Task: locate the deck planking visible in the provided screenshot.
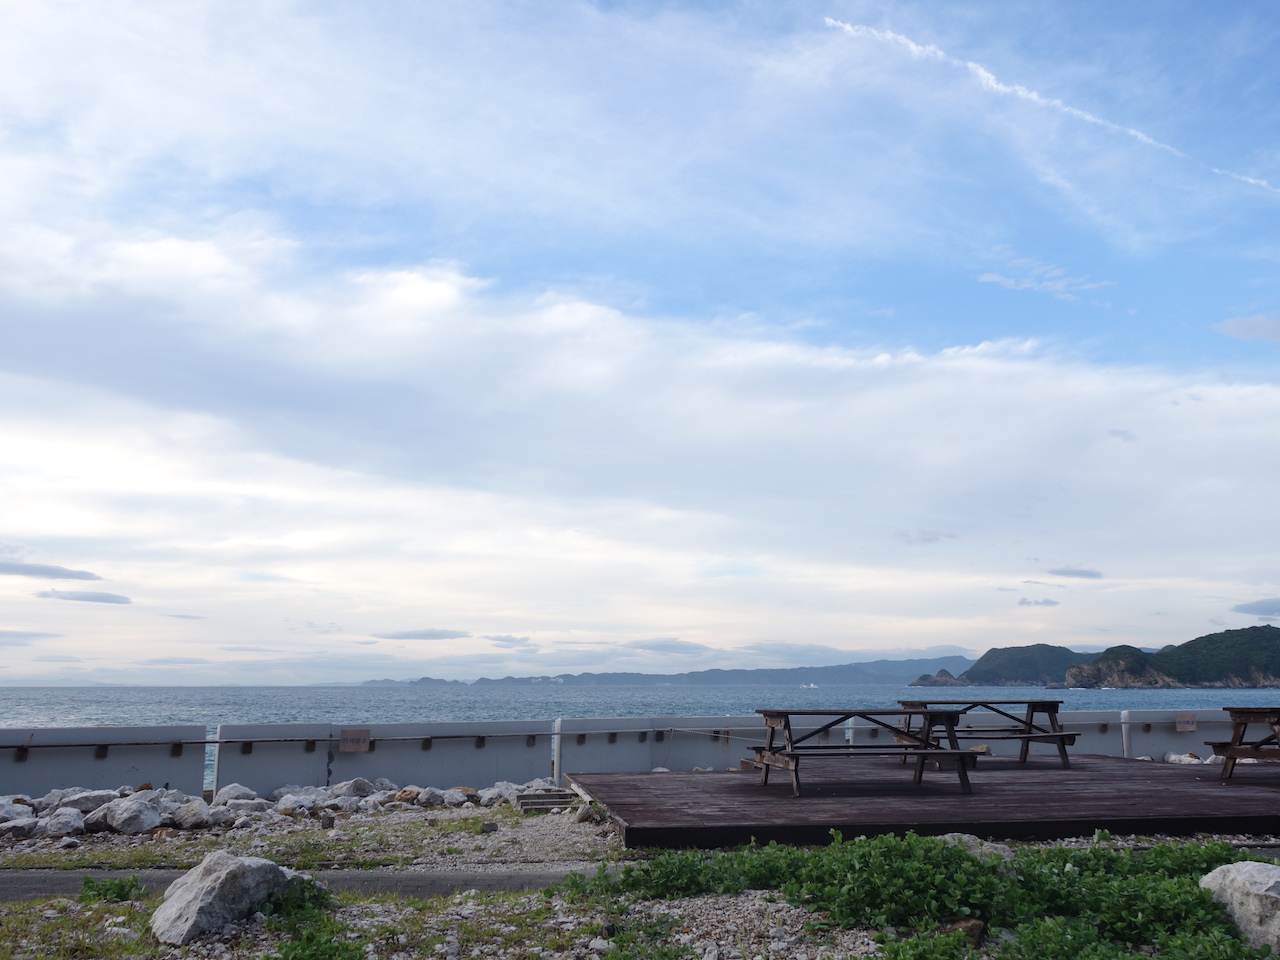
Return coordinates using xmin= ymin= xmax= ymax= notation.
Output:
xmin=566 ymin=754 xmax=1280 ymax=848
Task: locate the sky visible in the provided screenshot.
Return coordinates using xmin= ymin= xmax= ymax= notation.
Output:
xmin=1 ymin=1 xmax=1278 ymax=686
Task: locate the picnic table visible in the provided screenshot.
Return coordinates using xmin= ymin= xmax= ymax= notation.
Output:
xmin=752 ymin=708 xmax=976 ymax=797
xmin=896 ymin=699 xmax=1077 ymax=769
xmin=1206 ymin=707 xmax=1280 ymax=780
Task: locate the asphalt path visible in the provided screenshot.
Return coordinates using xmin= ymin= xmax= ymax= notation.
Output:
xmin=0 ymin=866 xmax=601 ymax=901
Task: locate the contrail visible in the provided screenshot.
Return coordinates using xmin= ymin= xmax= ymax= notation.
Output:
xmin=825 ymin=18 xmax=1279 ymax=197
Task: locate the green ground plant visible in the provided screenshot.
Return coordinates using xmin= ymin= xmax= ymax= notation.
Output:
xmin=79 ymin=875 xmax=146 ymax=903
xmin=561 ymin=832 xmax=1267 ymax=958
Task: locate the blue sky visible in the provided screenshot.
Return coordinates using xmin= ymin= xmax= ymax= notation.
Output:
xmin=1 ymin=1 xmax=1278 ymax=685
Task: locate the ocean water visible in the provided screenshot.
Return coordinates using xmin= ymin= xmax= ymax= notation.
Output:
xmin=4 ymin=683 xmax=1280 ymax=734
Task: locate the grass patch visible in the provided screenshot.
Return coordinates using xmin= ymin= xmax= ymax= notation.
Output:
xmin=559 ymin=832 xmax=1275 ymax=958
xmin=0 ymin=804 xmax=528 ymax=871
xmin=0 ymin=896 xmax=158 ymax=959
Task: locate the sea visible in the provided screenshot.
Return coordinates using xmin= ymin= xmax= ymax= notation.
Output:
xmin=4 ymin=683 xmax=1279 ymax=733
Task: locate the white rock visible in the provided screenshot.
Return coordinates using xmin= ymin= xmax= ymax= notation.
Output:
xmin=417 ymin=787 xmax=446 ymax=807
xmin=330 ymin=778 xmax=376 ymax=798
xmin=275 ymin=794 xmax=317 ymax=815
xmin=1164 ymin=752 xmax=1203 ymax=764
xmin=37 ymin=807 xmax=86 ymax=837
xmin=0 ymin=799 xmax=23 ymax=823
xmin=940 ymin=832 xmax=1014 ymax=862
xmin=102 ymin=796 xmax=162 ymax=835
xmin=225 ymin=799 xmax=272 ymax=815
xmin=34 ymin=788 xmax=77 ymax=814
xmin=149 ymin=850 xmax=296 ymax=945
xmin=1201 ymin=861 xmax=1280 ymax=951
xmin=212 ymin=783 xmax=257 ymax=806
xmin=322 ymin=797 xmax=362 ymax=813
xmin=0 ymin=817 xmax=39 ymax=839
xmin=172 ymin=799 xmax=213 ymax=830
xmin=58 ymin=789 xmax=120 ymax=813
xmin=372 ymin=777 xmax=399 ymax=792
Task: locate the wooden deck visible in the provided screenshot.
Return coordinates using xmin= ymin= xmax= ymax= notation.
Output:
xmin=566 ymin=754 xmax=1280 ymax=848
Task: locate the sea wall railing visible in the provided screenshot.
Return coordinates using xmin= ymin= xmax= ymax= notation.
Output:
xmin=0 ymin=710 xmax=1243 ymax=798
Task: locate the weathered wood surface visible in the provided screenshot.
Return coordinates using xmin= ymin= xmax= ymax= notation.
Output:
xmin=567 ymin=753 xmax=1280 ymax=848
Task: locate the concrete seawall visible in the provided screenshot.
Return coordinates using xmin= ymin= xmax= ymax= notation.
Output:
xmin=0 ymin=709 xmax=1236 ymax=797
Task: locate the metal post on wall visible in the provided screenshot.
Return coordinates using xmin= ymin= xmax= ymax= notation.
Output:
xmin=1120 ymin=710 xmax=1132 ymax=759
xmin=551 ymin=717 xmax=563 ymax=785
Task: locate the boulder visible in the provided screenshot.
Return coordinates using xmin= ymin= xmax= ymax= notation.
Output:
xmin=416 ymin=787 xmax=446 ymax=807
xmin=372 ymin=778 xmax=399 ymax=792
xmin=172 ymin=799 xmax=213 ymax=831
xmin=0 ymin=817 xmax=39 ymax=839
xmin=394 ymin=787 xmax=422 ymax=804
xmin=212 ymin=784 xmax=257 ymax=806
xmin=37 ymin=807 xmax=86 ymax=837
xmin=479 ymin=782 xmax=522 ymax=807
xmin=149 ymin=850 xmax=296 ymax=945
xmin=58 ymin=789 xmax=120 ymax=813
xmin=268 ymin=784 xmax=326 ymax=802
xmin=83 ymin=805 xmax=114 ymax=833
xmin=102 ymin=796 xmax=162 ymax=835
xmin=940 ymin=833 xmax=1014 ymax=862
xmin=0 ymin=799 xmax=24 ymax=823
xmin=275 ymin=794 xmax=318 ymax=816
xmin=1201 ymin=861 xmax=1280 ymax=951
xmin=225 ymin=799 xmax=272 ymax=815
xmin=34 ymin=788 xmax=77 ymax=814
xmin=321 ymin=797 xmax=361 ymax=814
xmin=440 ymin=788 xmax=471 ymax=807
xmin=330 ymin=778 xmax=376 ymax=798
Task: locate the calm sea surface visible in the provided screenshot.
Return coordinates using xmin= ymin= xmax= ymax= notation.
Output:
xmin=4 ymin=684 xmax=1280 ymax=734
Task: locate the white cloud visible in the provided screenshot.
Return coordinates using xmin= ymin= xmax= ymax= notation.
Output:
xmin=1215 ymin=314 xmax=1280 ymax=343
xmin=1 ymin=251 xmax=1279 ymax=680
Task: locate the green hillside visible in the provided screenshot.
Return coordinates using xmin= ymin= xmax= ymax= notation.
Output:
xmin=1067 ymin=625 xmax=1280 ymax=688
xmin=1149 ymin=625 xmax=1280 ymax=684
xmin=962 ymin=643 xmax=1096 ymax=685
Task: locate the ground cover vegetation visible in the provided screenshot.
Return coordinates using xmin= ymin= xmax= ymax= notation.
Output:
xmin=558 ymin=832 xmax=1272 ymax=959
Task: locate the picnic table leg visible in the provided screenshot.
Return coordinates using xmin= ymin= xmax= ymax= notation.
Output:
xmin=1019 ymin=703 xmax=1033 ymax=763
xmin=1048 ymin=705 xmax=1071 ymax=769
xmin=1221 ymin=720 xmax=1245 ymax=781
xmin=790 ymin=757 xmax=802 ymax=797
xmin=955 ymin=755 xmax=972 ymax=794
xmin=759 ymin=725 xmax=774 ymax=786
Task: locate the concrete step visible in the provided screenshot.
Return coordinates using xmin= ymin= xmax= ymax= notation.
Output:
xmin=515 ymin=791 xmax=579 ymax=813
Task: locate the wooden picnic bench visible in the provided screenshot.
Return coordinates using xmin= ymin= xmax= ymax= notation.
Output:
xmin=1206 ymin=707 xmax=1280 ymax=780
xmin=897 ymin=699 xmax=1078 ymax=769
xmin=752 ymin=708 xmax=977 ymax=796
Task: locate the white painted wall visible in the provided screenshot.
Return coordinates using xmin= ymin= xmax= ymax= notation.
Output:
xmin=0 ymin=725 xmax=206 ymax=797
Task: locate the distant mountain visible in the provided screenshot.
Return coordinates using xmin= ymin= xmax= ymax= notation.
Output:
xmin=910 ymin=644 xmax=1096 ymax=686
xmin=387 ymin=655 xmax=977 ymax=688
xmin=1067 ymin=626 xmax=1280 ymax=688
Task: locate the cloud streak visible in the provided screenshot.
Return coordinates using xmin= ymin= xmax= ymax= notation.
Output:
xmin=0 ymin=560 xmax=102 ymax=580
xmin=824 ymin=18 xmax=1280 ymax=197
xmin=34 ymin=590 xmax=132 ymax=604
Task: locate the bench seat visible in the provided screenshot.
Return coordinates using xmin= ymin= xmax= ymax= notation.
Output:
xmin=752 ymin=745 xmax=976 ymax=796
